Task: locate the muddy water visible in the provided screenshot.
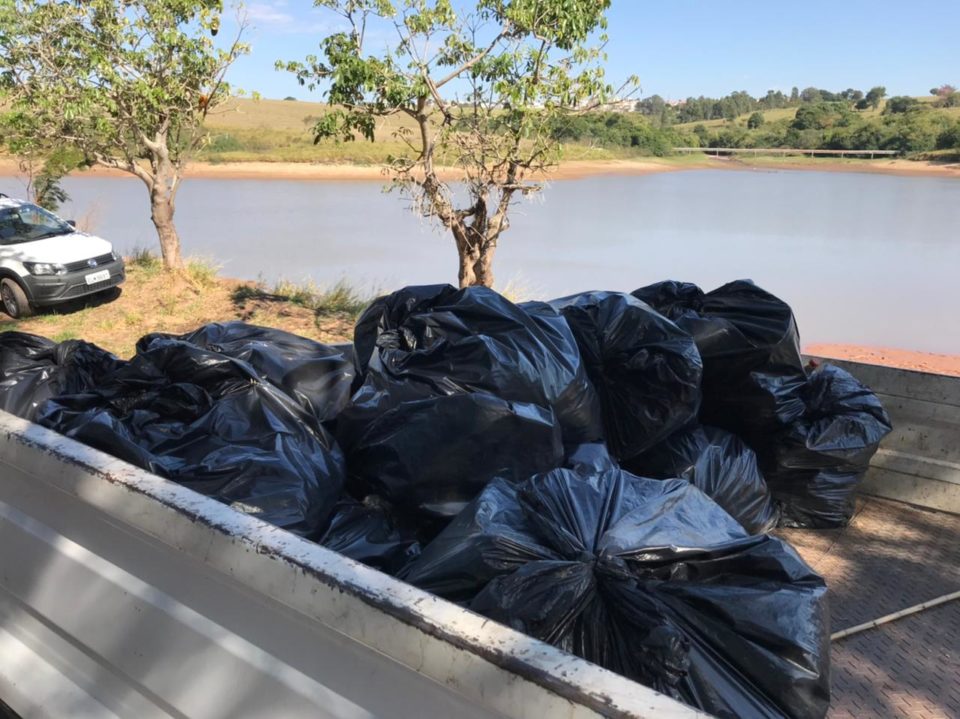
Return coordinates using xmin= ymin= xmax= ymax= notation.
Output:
xmin=2 ymin=168 xmax=958 ymax=353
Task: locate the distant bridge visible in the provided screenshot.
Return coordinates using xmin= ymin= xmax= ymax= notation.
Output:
xmin=675 ymin=147 xmax=899 ymax=159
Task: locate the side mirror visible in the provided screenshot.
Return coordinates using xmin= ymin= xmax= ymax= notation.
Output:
xmin=67 ymin=219 xmax=76 ymax=228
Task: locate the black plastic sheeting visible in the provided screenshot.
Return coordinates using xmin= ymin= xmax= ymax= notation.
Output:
xmin=38 ymin=338 xmax=346 ymax=537
xmin=767 ymin=363 xmax=893 ymax=528
xmin=139 ymin=321 xmax=354 ymax=425
xmin=0 ymin=332 xmax=124 ymax=422
xmin=633 ymin=279 xmax=807 ymax=441
xmin=317 ymin=498 xmax=421 ymax=575
xmin=402 ymin=468 xmax=830 ymax=719
xmin=547 ymin=291 xmax=703 ymax=460
xmin=626 ymin=425 xmax=779 ymax=534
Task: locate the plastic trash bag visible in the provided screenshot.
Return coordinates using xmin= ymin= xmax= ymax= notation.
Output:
xmin=633 ymin=279 xmax=807 ymax=439
xmin=351 ymin=284 xmax=603 ymax=445
xmin=767 ymin=363 xmax=893 ymax=528
xmin=0 ymin=332 xmax=123 ymax=421
xmin=564 ymin=442 xmax=618 ymax=474
xmin=38 ymin=338 xmax=345 ymax=537
xmin=317 ymin=498 xmax=421 ymax=575
xmin=547 ymin=291 xmax=703 ymax=459
xmin=625 ymin=425 xmax=779 ymax=534
xmin=139 ymin=321 xmax=354 ymax=425
xmin=402 ymin=468 xmax=829 ymax=719
xmin=339 ymin=390 xmax=563 ymax=519
xmin=337 ymin=284 xmax=594 ymax=520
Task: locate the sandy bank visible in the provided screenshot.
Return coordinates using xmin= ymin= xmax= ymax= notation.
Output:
xmin=805 ymin=343 xmax=960 ymax=377
xmin=1 ymin=156 xmax=957 ymax=183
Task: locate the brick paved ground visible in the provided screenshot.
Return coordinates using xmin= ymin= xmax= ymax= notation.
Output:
xmin=780 ymin=498 xmax=960 ymax=719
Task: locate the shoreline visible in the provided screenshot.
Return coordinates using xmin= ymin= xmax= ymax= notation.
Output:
xmin=1 ymin=156 xmax=958 ymax=183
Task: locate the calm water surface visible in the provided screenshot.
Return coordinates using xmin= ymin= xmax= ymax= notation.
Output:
xmin=2 ymin=169 xmax=958 ymax=353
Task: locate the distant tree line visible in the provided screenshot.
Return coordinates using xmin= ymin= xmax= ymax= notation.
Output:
xmin=559 ymin=84 xmax=960 ymax=156
xmin=634 ymin=86 xmax=894 ymax=127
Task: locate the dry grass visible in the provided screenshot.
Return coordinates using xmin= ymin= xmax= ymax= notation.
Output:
xmin=0 ymin=253 xmax=358 ymax=358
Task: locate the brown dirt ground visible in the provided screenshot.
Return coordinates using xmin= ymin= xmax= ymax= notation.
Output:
xmin=0 ymin=263 xmax=354 ymax=358
xmin=2 ymin=156 xmax=957 ymax=182
xmin=804 ymin=343 xmax=960 ymax=377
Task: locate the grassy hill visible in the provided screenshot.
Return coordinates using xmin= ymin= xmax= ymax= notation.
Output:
xmin=200 ymin=97 xmax=622 ymax=163
xmin=675 ymin=97 xmax=960 ymax=132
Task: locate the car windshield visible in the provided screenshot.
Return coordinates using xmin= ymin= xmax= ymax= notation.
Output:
xmin=0 ymin=203 xmax=74 ymax=245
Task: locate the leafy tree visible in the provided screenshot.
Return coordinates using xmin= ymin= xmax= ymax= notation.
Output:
xmin=790 ymin=86 xmax=800 ymax=104
xmin=791 ymin=102 xmax=852 ymax=131
xmin=936 ymin=92 xmax=960 ymax=108
xmin=860 ymin=86 xmax=886 ymax=110
xmin=800 ymin=87 xmax=822 ymax=103
xmin=747 ymin=112 xmax=765 ymax=129
xmin=937 ymin=121 xmax=960 ymax=150
xmin=692 ymin=124 xmax=710 ymax=147
xmin=0 ymin=0 xmax=249 ymax=270
xmin=282 ymin=0 xmax=631 ymax=287
xmin=931 ymin=84 xmax=957 ymax=97
xmin=883 ymin=96 xmax=921 ymax=114
xmin=21 ymin=149 xmax=84 ymax=213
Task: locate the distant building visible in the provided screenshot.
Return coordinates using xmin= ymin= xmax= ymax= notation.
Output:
xmin=606 ymin=99 xmax=637 ymax=113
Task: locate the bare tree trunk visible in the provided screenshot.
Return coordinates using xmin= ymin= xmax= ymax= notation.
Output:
xmin=473 ymin=242 xmax=496 ymax=288
xmin=150 ymin=189 xmax=182 ymax=270
xmin=149 ymin=160 xmax=183 ymax=270
xmin=454 ymin=225 xmax=481 ymax=287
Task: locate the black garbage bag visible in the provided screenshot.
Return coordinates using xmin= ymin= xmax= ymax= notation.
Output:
xmin=625 ymin=425 xmax=779 ymax=534
xmin=767 ymin=363 xmax=893 ymax=528
xmin=317 ymin=497 xmax=421 ymax=575
xmin=633 ymin=279 xmax=807 ymax=440
xmin=340 ymin=389 xmax=563 ymax=519
xmin=138 ymin=321 xmax=354 ymax=425
xmin=38 ymin=339 xmax=345 ymax=536
xmin=547 ymin=291 xmax=703 ymax=460
xmin=564 ymin=441 xmax=618 ymax=474
xmin=351 ymin=284 xmax=603 ymax=445
xmin=402 ymin=468 xmax=829 ymax=719
xmin=0 ymin=332 xmax=124 ymax=421
xmin=337 ymin=284 xmax=593 ymax=520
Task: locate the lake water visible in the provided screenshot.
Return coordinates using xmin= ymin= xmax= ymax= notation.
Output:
xmin=2 ymin=168 xmax=958 ymax=354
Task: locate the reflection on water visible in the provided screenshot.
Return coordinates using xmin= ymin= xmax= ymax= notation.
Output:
xmin=1 ymin=168 xmax=958 ymax=353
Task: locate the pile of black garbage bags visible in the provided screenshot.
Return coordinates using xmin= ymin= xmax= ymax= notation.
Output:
xmin=0 ymin=279 xmax=896 ymax=718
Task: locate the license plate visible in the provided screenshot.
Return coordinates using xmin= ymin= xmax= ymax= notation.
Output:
xmin=85 ymin=269 xmax=110 ymax=285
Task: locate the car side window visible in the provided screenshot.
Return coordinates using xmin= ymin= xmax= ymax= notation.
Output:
xmin=0 ymin=211 xmax=20 ymax=242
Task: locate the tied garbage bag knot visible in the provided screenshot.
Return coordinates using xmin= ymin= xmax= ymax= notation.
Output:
xmin=403 ymin=467 xmax=830 ymax=719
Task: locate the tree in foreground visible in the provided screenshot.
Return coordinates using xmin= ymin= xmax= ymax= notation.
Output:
xmin=0 ymin=0 xmax=248 ymax=269
xmin=282 ymin=0 xmax=631 ymax=288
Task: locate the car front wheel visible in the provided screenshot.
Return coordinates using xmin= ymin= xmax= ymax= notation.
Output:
xmin=1 ymin=278 xmax=34 ymax=319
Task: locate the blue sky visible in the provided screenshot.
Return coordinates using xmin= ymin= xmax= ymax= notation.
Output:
xmin=223 ymin=0 xmax=960 ymax=101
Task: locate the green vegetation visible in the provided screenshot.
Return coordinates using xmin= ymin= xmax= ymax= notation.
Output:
xmin=0 ymin=0 xmax=250 ymax=269
xmin=233 ymin=277 xmax=373 ymax=320
xmin=281 ymin=0 xmax=633 ymax=288
xmin=195 ymin=89 xmax=960 ymax=169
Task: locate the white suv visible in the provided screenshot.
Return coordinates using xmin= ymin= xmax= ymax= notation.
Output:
xmin=0 ymin=194 xmax=125 ymax=319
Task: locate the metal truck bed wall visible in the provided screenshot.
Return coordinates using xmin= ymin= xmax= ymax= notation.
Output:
xmin=807 ymin=357 xmax=960 ymax=514
xmin=0 ymin=412 xmax=701 ymax=719
xmin=1 ymin=357 xmax=955 ymax=719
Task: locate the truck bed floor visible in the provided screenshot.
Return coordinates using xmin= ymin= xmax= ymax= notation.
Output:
xmin=780 ymin=497 xmax=960 ymax=718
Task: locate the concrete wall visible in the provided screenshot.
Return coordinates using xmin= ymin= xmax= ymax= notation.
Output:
xmin=808 ymin=357 xmax=960 ymax=515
